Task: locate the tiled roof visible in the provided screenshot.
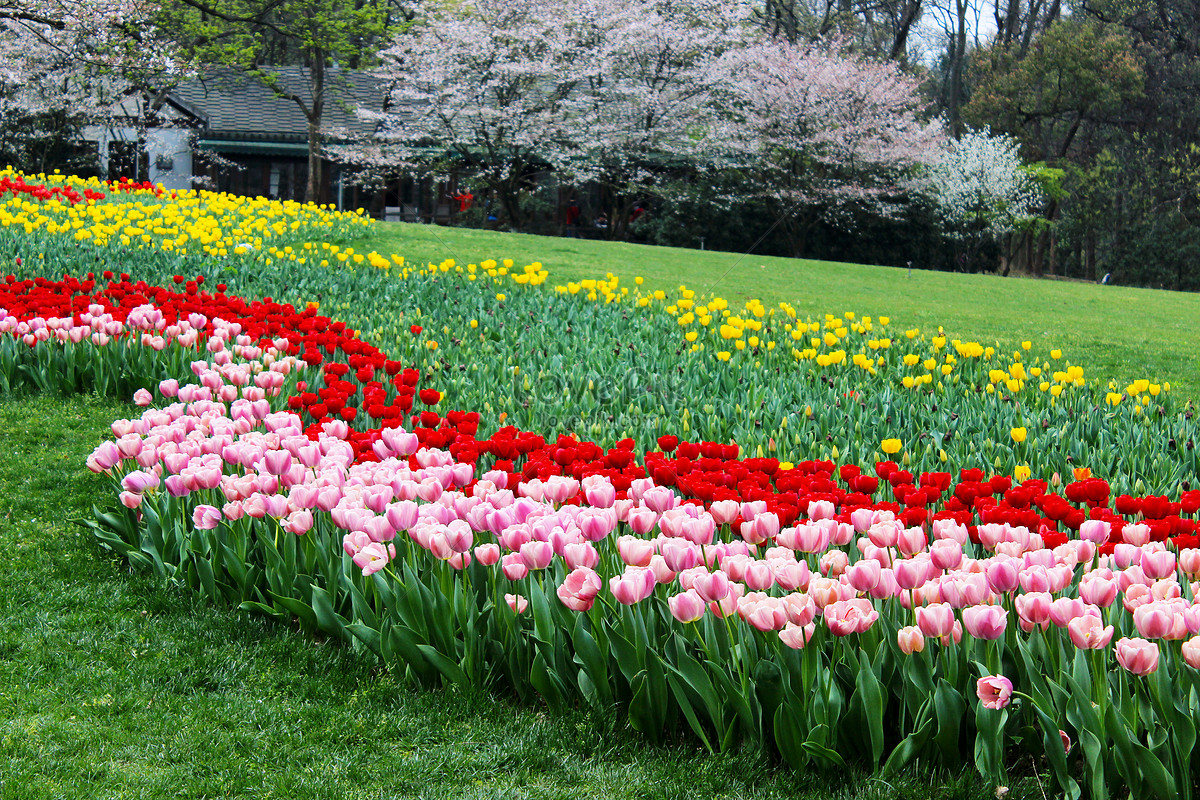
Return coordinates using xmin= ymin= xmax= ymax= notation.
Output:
xmin=170 ymin=67 xmax=385 ymax=142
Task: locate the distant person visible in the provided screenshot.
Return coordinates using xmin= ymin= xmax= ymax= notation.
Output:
xmin=565 ymin=199 xmax=581 ymax=237
xmin=452 ymin=189 xmax=474 ymax=213
xmin=594 ymin=212 xmax=608 ymax=230
xmin=630 ymin=202 xmax=646 ymax=223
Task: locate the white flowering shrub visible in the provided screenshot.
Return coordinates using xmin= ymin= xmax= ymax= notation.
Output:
xmin=928 ymin=129 xmax=1044 ymax=239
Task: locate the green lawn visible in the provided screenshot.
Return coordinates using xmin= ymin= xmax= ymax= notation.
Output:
xmin=0 ymin=394 xmax=1041 ymax=799
xmin=364 ymin=223 xmax=1200 ymax=401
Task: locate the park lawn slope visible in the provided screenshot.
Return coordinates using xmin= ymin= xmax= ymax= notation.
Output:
xmin=365 ymin=223 xmax=1200 ymax=401
xmin=0 ymin=394 xmax=1039 ymax=800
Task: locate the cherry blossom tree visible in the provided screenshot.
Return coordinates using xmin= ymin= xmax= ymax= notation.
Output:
xmin=366 ymin=0 xmax=758 ymax=232
xmin=728 ymin=38 xmax=947 ymax=256
xmin=1 ymin=1 xmax=181 ymax=172
xmin=367 ymin=0 xmax=598 ymax=230
xmin=566 ymin=0 xmax=757 ymax=239
xmin=367 ymin=2 xmax=946 ymax=242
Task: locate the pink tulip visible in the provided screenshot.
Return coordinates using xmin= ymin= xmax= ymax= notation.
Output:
xmin=782 ymin=593 xmax=816 ymax=626
xmin=1182 ymin=636 xmax=1200 ymax=670
xmin=282 ymin=509 xmax=314 ymax=535
xmin=1142 ymin=550 xmax=1177 ymax=580
xmin=930 ymin=538 xmax=963 ymax=571
xmin=976 ymin=675 xmax=1013 ymax=710
xmin=648 ymin=554 xmax=676 ymax=584
xmin=667 ymin=589 xmax=706 ymax=623
xmin=867 ymin=567 xmax=899 ymax=600
xmin=867 ymin=520 xmax=899 ymax=548
xmin=771 ymin=559 xmax=810 ymax=591
xmin=1178 ymin=549 xmax=1200 ymax=577
xmin=583 ymin=480 xmax=616 ymax=508
xmin=559 ymin=541 xmax=598 ymax=570
xmin=1078 ymin=519 xmax=1110 ymax=545
xmin=660 ymin=539 xmax=699 ymax=572
xmin=222 ymin=500 xmax=245 ymax=521
xmin=824 ymin=598 xmax=880 ymax=636
xmin=519 ymin=540 xmax=554 ymax=571
xmin=501 ymin=553 xmax=529 ymax=581
xmin=915 ymin=602 xmax=956 ymax=639
xmin=1014 ymin=592 xmax=1052 ymax=629
xmin=962 ymin=604 xmax=1007 ymax=640
xmin=807 ymin=576 xmax=845 ymax=609
xmin=819 ymin=550 xmax=849 ymax=578
xmin=681 ymin=515 xmax=716 ymax=546
xmin=354 ymin=542 xmax=392 ymax=576
xmin=474 ymin=543 xmax=501 ymax=566
xmin=641 ymin=485 xmax=676 ymax=513
xmin=439 ymin=520 xmax=470 ymax=553
xmin=87 ymin=441 xmax=122 ymax=473
xmin=693 ymin=570 xmax=730 ymax=603
xmin=985 ymin=557 xmax=1020 ymax=594
xmin=1133 ymin=603 xmax=1174 ymax=639
xmin=807 ymin=499 xmax=835 ymax=521
xmin=1123 ymin=524 xmax=1151 ymax=546
xmin=894 ymin=557 xmax=929 ymax=591
xmin=1080 ymin=575 xmax=1123 ymax=606
xmin=505 ymin=593 xmax=529 ymax=614
xmin=896 ymin=525 xmax=927 ymax=556
xmin=121 ymin=470 xmax=159 ymax=493
xmin=1049 ymin=597 xmax=1095 ymax=628
xmin=627 ymin=507 xmax=658 ymax=536
xmin=557 ymin=567 xmax=602 ymax=612
xmin=708 ymin=583 xmax=744 ymax=618
xmin=709 ymin=499 xmax=740 ymax=525
xmin=848 ymin=508 xmax=874 ymax=533
xmin=364 ymin=516 xmax=395 ymax=543
xmin=192 ymin=505 xmax=222 ymax=530
xmin=609 ymin=567 xmax=656 ymax=605
xmin=932 ymin=518 xmax=969 ymax=544
xmin=897 ymin=625 xmax=926 ymax=654
xmin=579 ymin=507 xmax=617 ymax=542
xmin=846 ymin=559 xmax=881 ymax=593
xmin=778 ymin=622 xmax=816 ymax=649
xmin=753 ymin=512 xmax=781 ymax=543
xmin=1114 ymin=636 xmax=1160 ymax=676
xmin=1151 ymin=578 xmax=1182 ymax=602
xmin=1122 ymin=583 xmax=1154 ymax=613
xmin=617 ymin=535 xmax=655 ymax=567
xmin=746 ymin=598 xmax=788 ymax=632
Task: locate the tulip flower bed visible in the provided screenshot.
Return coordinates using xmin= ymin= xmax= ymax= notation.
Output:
xmin=5 ymin=173 xmax=1200 ymax=799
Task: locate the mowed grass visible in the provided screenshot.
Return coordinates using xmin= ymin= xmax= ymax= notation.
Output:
xmin=0 ymin=394 xmax=1044 ymax=799
xmin=364 ymin=223 xmax=1200 ymax=401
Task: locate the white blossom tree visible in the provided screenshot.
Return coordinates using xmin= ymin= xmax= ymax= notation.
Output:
xmin=0 ymin=1 xmax=182 ymax=172
xmin=366 ymin=2 xmax=948 ymax=242
xmin=366 ymin=0 xmax=759 ymax=232
xmin=727 ymin=38 xmax=947 ymax=256
xmin=926 ymin=127 xmax=1044 ymax=269
xmin=567 ymin=0 xmax=757 ymax=238
xmin=367 ymin=0 xmax=599 ymax=230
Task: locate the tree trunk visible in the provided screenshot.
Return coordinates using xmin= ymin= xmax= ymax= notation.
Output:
xmin=305 ymin=56 xmax=326 ymax=204
xmin=948 ymin=0 xmax=968 ymax=137
xmin=1084 ymin=230 xmax=1096 ymax=281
